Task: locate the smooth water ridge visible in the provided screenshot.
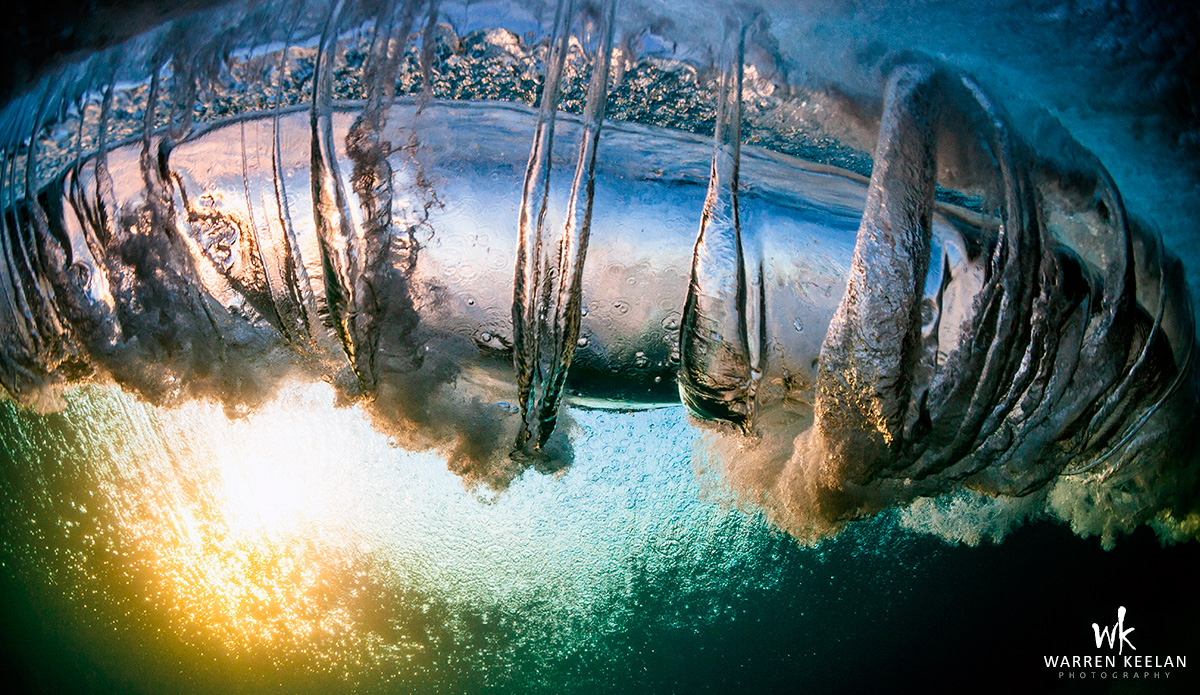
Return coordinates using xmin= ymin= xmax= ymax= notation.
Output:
xmin=2 ymin=0 xmax=1199 ymax=692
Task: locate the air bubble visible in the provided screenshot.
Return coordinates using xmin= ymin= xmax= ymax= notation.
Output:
xmin=69 ymin=262 xmax=91 ymax=288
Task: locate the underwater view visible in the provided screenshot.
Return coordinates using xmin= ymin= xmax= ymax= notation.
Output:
xmin=2 ymin=0 xmax=1199 ymax=692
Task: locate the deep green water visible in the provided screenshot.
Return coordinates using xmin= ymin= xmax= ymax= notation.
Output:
xmin=1 ymin=384 xmax=1197 ymax=694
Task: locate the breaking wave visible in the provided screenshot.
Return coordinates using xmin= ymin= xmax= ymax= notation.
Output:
xmin=2 ymin=0 xmax=1198 ymax=547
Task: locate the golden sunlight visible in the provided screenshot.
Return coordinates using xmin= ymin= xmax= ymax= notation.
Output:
xmin=92 ymin=383 xmax=394 ymax=663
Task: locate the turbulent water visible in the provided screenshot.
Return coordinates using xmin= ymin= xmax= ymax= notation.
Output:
xmin=2 ymin=0 xmax=1200 ymax=692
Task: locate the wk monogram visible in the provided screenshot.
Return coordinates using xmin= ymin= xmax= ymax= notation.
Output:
xmin=1092 ymin=606 xmax=1136 ymax=655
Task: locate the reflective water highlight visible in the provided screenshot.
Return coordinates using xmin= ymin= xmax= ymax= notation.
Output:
xmin=0 ymin=381 xmax=919 ymax=691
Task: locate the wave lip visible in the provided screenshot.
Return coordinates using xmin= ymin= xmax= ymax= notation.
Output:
xmin=1 ymin=0 xmax=1197 ymax=543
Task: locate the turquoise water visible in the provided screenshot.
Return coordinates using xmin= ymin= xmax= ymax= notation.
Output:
xmin=2 ymin=384 xmax=1198 ymax=693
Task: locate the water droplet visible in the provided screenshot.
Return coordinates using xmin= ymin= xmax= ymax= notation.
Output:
xmin=654 ymin=375 xmax=663 ymax=383
xmin=577 ymin=336 xmax=589 ymax=347
xmin=481 ymin=331 xmax=492 ymax=342
xmin=627 ymin=276 xmax=637 ymax=285
xmin=581 ymin=306 xmax=589 ymax=317
xmin=467 ymin=297 xmax=475 ymax=306
xmin=614 ymin=301 xmax=628 ymax=314
xmin=69 ymin=262 xmax=91 ymax=288
xmin=793 ymin=319 xmax=804 ymax=332
xmin=662 ymin=315 xmax=680 ymax=330
xmin=659 ymin=538 xmax=682 ymax=557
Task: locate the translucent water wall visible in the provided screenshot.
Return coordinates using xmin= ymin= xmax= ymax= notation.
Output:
xmin=1 ymin=0 xmax=1199 ymax=692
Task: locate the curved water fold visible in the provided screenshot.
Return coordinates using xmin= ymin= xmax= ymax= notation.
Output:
xmin=678 ymin=22 xmax=761 ymax=430
xmin=0 ymin=0 xmax=1196 ymax=544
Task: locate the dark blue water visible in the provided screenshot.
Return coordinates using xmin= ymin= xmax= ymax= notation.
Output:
xmin=1 ymin=388 xmax=1197 ymax=693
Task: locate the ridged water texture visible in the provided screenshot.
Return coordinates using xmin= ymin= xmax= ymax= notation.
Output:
xmin=1 ymin=0 xmax=1198 ymax=545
